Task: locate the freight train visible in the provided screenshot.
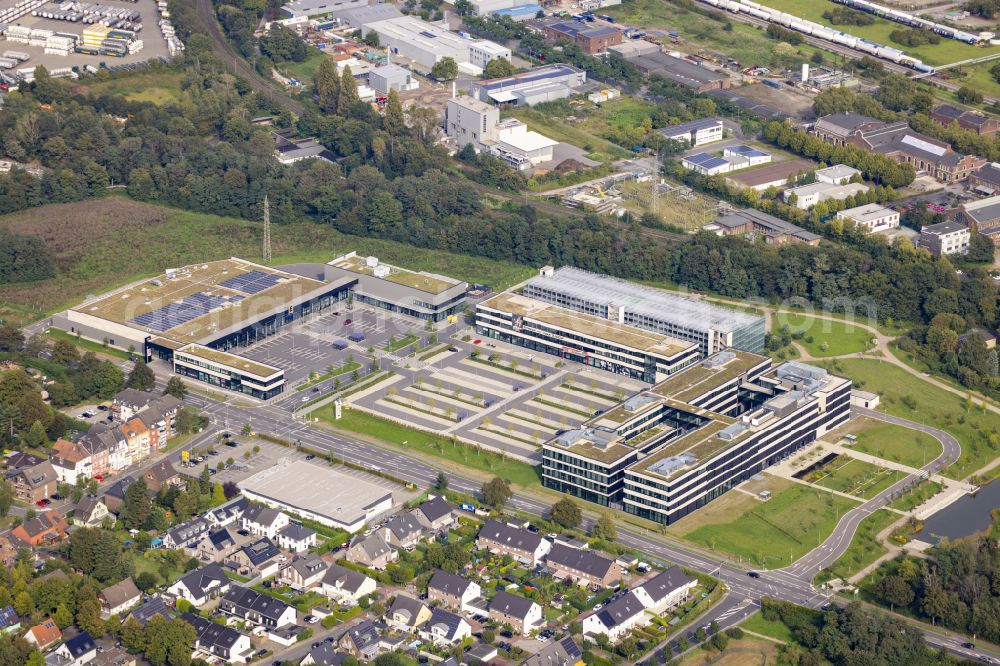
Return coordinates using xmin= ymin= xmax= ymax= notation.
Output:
xmin=698 ymin=0 xmax=938 ymax=73
xmin=831 ymin=0 xmax=978 ymax=45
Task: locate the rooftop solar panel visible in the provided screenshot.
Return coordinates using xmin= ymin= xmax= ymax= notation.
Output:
xmin=129 ymin=292 xmax=241 ymax=332
xmin=218 ymin=270 xmax=282 ymax=295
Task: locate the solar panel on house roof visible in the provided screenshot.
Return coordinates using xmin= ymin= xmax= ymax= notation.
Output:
xmin=129 ymin=292 xmax=242 ymax=332
xmin=218 ymin=269 xmax=282 ymax=295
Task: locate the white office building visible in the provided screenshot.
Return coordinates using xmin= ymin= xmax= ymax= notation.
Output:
xmin=469 ymin=40 xmax=512 ymax=70
xmin=445 ymin=95 xmax=557 ymax=169
xmin=836 ymin=203 xmax=899 ymax=233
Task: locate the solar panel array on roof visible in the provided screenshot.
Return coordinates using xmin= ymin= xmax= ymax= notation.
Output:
xmin=218 ymin=269 xmax=282 ymax=295
xmin=130 ymin=293 xmax=242 ymax=332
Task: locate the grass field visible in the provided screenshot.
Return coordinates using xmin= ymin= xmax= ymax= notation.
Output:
xmin=815 ymin=508 xmax=897 ymax=584
xmin=836 ymin=417 xmax=942 ymax=469
xmin=946 ymin=63 xmax=1000 ymax=104
xmin=771 ymin=312 xmax=876 ymax=358
xmin=682 ymin=484 xmax=859 ymax=566
xmin=739 ymin=613 xmax=795 ymax=643
xmin=310 ymin=406 xmax=541 ymax=487
xmin=47 ymin=328 xmax=132 ymax=361
xmin=78 ymin=71 xmax=187 ymax=105
xmin=819 ymin=358 xmax=1000 ymax=479
xmin=891 ymin=478 xmax=944 ymax=512
xmin=275 ymin=47 xmax=329 ymax=86
xmin=738 ymin=0 xmax=1000 ymax=66
xmin=510 ymin=98 xmax=645 ymax=162
xmin=679 ymin=636 xmax=781 ymax=664
xmin=812 ymin=455 xmax=902 ymax=500
xmin=0 ymin=197 xmax=534 ymax=326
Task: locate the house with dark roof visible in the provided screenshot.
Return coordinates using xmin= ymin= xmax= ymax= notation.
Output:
xmin=542 ymin=21 xmax=621 ymax=54
xmin=10 ymin=460 xmax=58 ymax=504
xmin=629 ymin=52 xmax=729 ymax=92
xmin=13 ymin=511 xmax=69 ymax=547
xmin=931 ymin=104 xmax=999 ymax=137
xmin=320 ymin=563 xmax=377 ymax=605
xmin=583 ymin=566 xmax=695 ymax=642
xmin=143 ymin=461 xmax=180 ymax=493
xmin=952 ymin=194 xmax=1000 ymax=245
xmin=414 ymin=496 xmax=456 ymax=532
xmin=521 ymin=637 xmax=583 ymax=666
xmin=385 ymin=595 xmax=432 ymax=632
xmin=477 ymin=520 xmax=551 ymax=565
xmin=225 ymin=537 xmax=282 ymax=578
xmin=546 ymin=544 xmax=620 ymax=588
xmin=487 ymin=591 xmax=541 ymax=635
xmin=420 ymin=607 xmax=472 ymax=646
xmin=73 ymin=496 xmax=110 ymax=528
xmin=183 ymin=612 xmax=253 ymax=664
xmin=163 ymin=516 xmax=213 ymax=550
xmin=103 ymin=476 xmax=136 ymax=514
xmin=338 ymin=620 xmax=384 ymax=660
xmin=704 ymin=208 xmax=820 ymax=246
xmin=428 ymin=570 xmax=482 ymax=612
xmin=659 ymin=117 xmax=724 ymax=148
xmin=301 ymin=643 xmax=347 ymax=666
xmin=0 ymin=605 xmax=20 ymax=634
xmin=346 ymin=533 xmax=398 ymax=570
xmin=127 ymin=596 xmax=174 ymax=627
xmin=382 ymin=513 xmax=425 ymax=549
xmin=46 ymin=631 xmax=97 ymax=666
xmin=243 ymin=504 xmax=290 ymax=539
xmin=99 ymin=577 xmax=141 ymax=619
xmin=634 ymin=566 xmax=696 ymax=614
xmin=276 ymin=522 xmax=317 ymax=553
xmin=918 ymin=219 xmax=971 ymax=256
xmin=208 ymin=496 xmax=250 ymax=528
xmin=188 ymin=527 xmax=238 ymax=563
xmin=219 ymin=585 xmax=297 ymax=629
xmin=25 ymin=618 xmax=62 ymax=649
xmin=278 ymin=553 xmax=327 ymax=590
xmin=166 ymin=562 xmax=232 ymax=607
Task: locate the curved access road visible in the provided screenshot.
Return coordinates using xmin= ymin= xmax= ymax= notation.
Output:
xmin=778 ymin=407 xmax=961 ymax=582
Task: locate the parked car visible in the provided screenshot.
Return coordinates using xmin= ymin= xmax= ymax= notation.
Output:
xmin=226 ymin=441 xmax=239 ymax=448
xmin=305 ymin=615 xmax=319 ymax=624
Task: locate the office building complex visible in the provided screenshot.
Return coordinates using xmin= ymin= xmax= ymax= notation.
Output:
xmin=542 ymin=352 xmax=851 ymax=523
xmin=445 ymin=95 xmax=557 ymax=169
xmin=518 ymin=266 xmax=765 ymax=355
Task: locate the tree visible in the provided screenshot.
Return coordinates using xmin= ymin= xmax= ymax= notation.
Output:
xmin=434 ymin=471 xmax=449 ymax=491
xmin=53 ymin=602 xmax=73 ymax=629
xmin=222 ymin=481 xmax=239 ymax=499
xmin=120 ymin=617 xmax=146 ymax=653
xmin=550 ymin=497 xmax=582 ymax=529
xmin=339 ymin=64 xmax=360 ymax=111
xmin=483 ymin=57 xmax=514 ymax=79
xmin=13 ymin=591 xmax=33 ymax=617
xmin=125 ymin=361 xmax=155 ymax=391
xmin=0 ymin=324 xmax=24 ymax=353
xmin=482 ymin=476 xmax=512 ymax=508
xmin=875 ymin=575 xmax=914 ymax=612
xmin=211 ymin=483 xmax=226 ymax=506
xmin=135 ymin=571 xmax=158 ymax=592
xmin=51 ymin=339 xmax=79 ymax=365
xmin=198 ymin=466 xmax=211 ymax=495
xmin=384 ymin=90 xmax=405 ymax=138
xmin=0 ymin=479 xmax=14 ymax=518
xmin=163 ymin=377 xmax=188 ymax=400
xmin=591 ymin=512 xmax=617 ymax=541
xmin=431 ymin=57 xmax=458 ymax=81
xmin=122 ymin=478 xmax=152 ymax=529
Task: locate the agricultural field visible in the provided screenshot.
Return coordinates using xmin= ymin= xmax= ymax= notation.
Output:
xmin=818 ymin=358 xmax=1000 ymax=479
xmin=835 ymin=417 xmax=943 ymax=469
xmin=771 ymin=312 xmax=876 ymax=357
xmin=0 ymin=197 xmax=533 ymax=326
xmin=679 ymin=482 xmax=860 ymax=566
xmin=78 ymin=70 xmax=187 ymax=105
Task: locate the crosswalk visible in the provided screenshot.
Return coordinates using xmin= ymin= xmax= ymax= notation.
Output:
xmin=715 ymin=598 xmax=758 ymax=623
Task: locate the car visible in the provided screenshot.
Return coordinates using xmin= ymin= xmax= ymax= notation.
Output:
xmin=222 ymin=432 xmax=234 ymax=439
xmin=36 ymin=499 xmax=49 ymax=507
xmin=747 ymin=571 xmax=760 ymax=579
xmin=312 ymin=642 xmax=322 ymax=649
xmin=305 ymin=454 xmax=316 ymax=460
xmin=272 ymin=662 xmax=282 ymax=666
xmin=301 ymin=395 xmax=310 ymax=402
xmin=305 ymin=615 xmax=319 ymax=624
xmin=473 ymin=339 xmax=482 ymax=344
xmin=964 ymin=643 xmax=977 ymax=650
xmin=527 ymin=524 xmax=539 ymax=533
xmin=311 ymin=387 xmax=320 ymax=393
xmin=256 ymin=649 xmax=267 ymax=657
xmin=226 ymin=441 xmax=239 ymax=447
xmin=50 ymin=493 xmax=62 ymax=500
xmin=97 ymin=405 xmax=108 ymax=411
xmin=237 ymin=529 xmax=249 ymax=536
xmin=208 ymin=469 xmax=217 ymax=475
xmin=94 ymin=475 xmax=103 ymax=482
xmin=81 ymin=411 xmax=95 ymax=418
xmin=592 ymin=604 xmax=602 ymax=611
xmin=344 ymin=319 xmax=353 ymax=325
xmin=448 ymin=346 xmax=459 ymax=352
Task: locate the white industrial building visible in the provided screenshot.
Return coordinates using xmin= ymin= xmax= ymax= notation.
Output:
xmin=361 ymin=15 xmax=509 ymax=71
xmin=815 ymin=164 xmax=861 ymax=185
xmin=368 ymin=64 xmax=418 ymax=94
xmin=783 ymin=181 xmax=870 ymax=210
xmin=445 ymin=95 xmax=557 ymax=170
xmin=659 ymin=118 xmax=724 ymax=147
xmin=469 ymin=64 xmax=586 ymax=106
xmin=280 ymin=0 xmax=368 ymax=19
xmin=836 ymin=203 xmax=900 ymax=233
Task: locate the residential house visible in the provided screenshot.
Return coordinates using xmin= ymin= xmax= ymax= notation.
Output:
xmin=427 ymin=570 xmax=482 ymax=613
xmin=120 ymin=419 xmax=153 ymax=463
xmin=24 ymin=619 xmax=62 ymax=649
xmin=45 ymin=632 xmax=97 ymax=666
xmin=346 ymin=533 xmax=398 ymax=570
xmin=339 ymin=621 xmax=383 ymax=660
xmin=112 ymin=389 xmax=157 ymax=421
xmin=99 ymin=577 xmax=141 ymax=619
xmin=225 ymin=537 xmax=283 ymax=579
xmin=276 ymin=522 xmax=317 ymax=553
xmin=633 ymin=567 xmax=696 ymax=614
xmin=301 ymin=643 xmax=347 ymax=666
xmin=278 ymin=553 xmax=327 ymax=590
xmin=49 ymin=438 xmax=94 ymax=485
xmin=521 ymin=637 xmax=583 ymax=666
xmin=75 ymin=431 xmax=110 ymax=478
xmin=382 ymin=513 xmax=424 ymax=549
xmin=582 ymin=591 xmax=647 ymax=642
xmin=167 ymin=562 xmax=232 ymax=607
xmin=835 ymin=203 xmax=900 ymax=233
xmin=12 ymin=511 xmax=70 ymax=547
xmin=931 ymin=103 xmax=999 ymax=137
xmin=183 ymin=612 xmax=253 ymax=664
xmin=163 ymin=517 xmax=213 ymax=550
xmin=103 ymin=476 xmax=135 ymax=514
xmin=487 ymin=591 xmax=541 ymax=635
xmin=546 ymin=544 xmax=621 ymax=588
xmin=658 ymin=118 xmax=724 ymax=148
xmin=143 ymin=460 xmax=179 ymax=493
xmin=243 ymin=504 xmax=290 ymax=539
xmin=413 ymin=496 xmax=455 ymax=532
xmin=477 ymin=520 xmax=551 ymax=566
xmin=11 ymin=460 xmax=58 ymax=504
xmin=208 ymin=496 xmax=250 ymax=528
xmin=420 ymin=608 xmax=472 ymax=646
xmin=73 ymin=496 xmax=110 ymax=528
xmin=0 ymin=605 xmax=20 ymax=634
xmin=219 ymin=585 xmax=297 ymax=629
xmin=127 ymin=596 xmax=174 ymax=626
xmin=188 ymin=528 xmax=238 ymax=563
xmin=3 ymin=451 xmax=45 ymax=472
xmin=87 ymin=427 xmax=130 ymax=473
xmin=385 ymin=595 xmax=432 ymax=632
xmin=90 ymin=647 xmax=136 ymax=666
xmin=320 ymin=563 xmax=377 ymax=605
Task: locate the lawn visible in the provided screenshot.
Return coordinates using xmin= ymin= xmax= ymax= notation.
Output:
xmin=739 ymin=0 xmax=1000 ymax=66
xmin=835 ymin=417 xmax=942 ymax=469
xmin=310 ymin=406 xmax=541 ymax=487
xmin=510 ymin=104 xmax=635 ymax=163
xmin=79 ymin=70 xmax=187 ymax=105
xmin=0 ymin=197 xmax=534 ymax=323
xmin=739 ymin=612 xmax=795 ymax=643
xmin=811 ymin=455 xmax=902 ymax=500
xmin=679 ymin=636 xmax=781 ymax=665
xmin=274 ymin=47 xmax=329 ymax=85
xmin=771 ymin=312 xmax=876 ymax=358
xmin=47 ymin=328 xmax=133 ymax=361
xmin=891 ymin=478 xmax=944 ymax=512
xmin=817 ymin=358 xmax=1000 ymax=479
xmin=814 ymin=508 xmax=897 ymax=585
xmin=947 ymin=63 xmax=1000 ymax=105
xmin=682 ymin=484 xmax=859 ymax=566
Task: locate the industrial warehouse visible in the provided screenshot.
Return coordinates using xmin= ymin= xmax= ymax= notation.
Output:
xmin=541 ymin=352 xmax=852 ymax=523
xmin=50 ymin=254 xmax=467 ymax=399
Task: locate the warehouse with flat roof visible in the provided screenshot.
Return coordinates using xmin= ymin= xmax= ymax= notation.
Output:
xmin=468 ymin=64 xmax=586 ymax=106
xmin=240 ymin=460 xmax=394 ymax=532
xmin=361 ymin=15 xmax=509 ymax=70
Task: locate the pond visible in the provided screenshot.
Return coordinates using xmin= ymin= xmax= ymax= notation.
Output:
xmin=919 ymin=480 xmax=1000 ymax=544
